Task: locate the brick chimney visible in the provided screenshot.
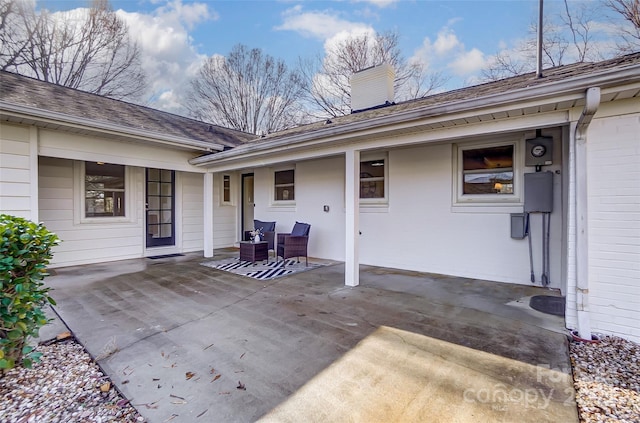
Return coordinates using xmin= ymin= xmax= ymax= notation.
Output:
xmin=350 ymin=63 xmax=395 ymax=113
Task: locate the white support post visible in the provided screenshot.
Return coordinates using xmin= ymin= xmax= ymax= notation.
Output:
xmin=203 ymin=172 xmax=214 ymax=258
xmin=345 ymin=149 xmax=360 ymax=287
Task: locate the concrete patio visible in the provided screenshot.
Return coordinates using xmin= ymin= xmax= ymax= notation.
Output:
xmin=42 ymin=250 xmax=578 ymax=423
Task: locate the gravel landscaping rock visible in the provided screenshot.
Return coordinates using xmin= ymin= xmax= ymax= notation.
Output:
xmin=0 ymin=340 xmax=143 ymax=423
xmin=570 ymin=335 xmax=640 ymax=423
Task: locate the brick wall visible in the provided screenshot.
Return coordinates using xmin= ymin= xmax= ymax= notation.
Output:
xmin=586 ymin=112 xmax=640 ymax=342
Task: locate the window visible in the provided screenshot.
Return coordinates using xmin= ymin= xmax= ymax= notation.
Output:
xmin=360 ymin=159 xmax=385 ymax=199
xmin=359 ymin=153 xmax=388 ymax=207
xmin=461 ymin=145 xmax=514 ymax=195
xmin=453 ymin=141 xmax=522 ymax=208
xmin=222 ymin=174 xmax=231 ymax=203
xmin=274 ymin=169 xmax=294 ymax=201
xmin=85 ymin=162 xmax=125 ymax=217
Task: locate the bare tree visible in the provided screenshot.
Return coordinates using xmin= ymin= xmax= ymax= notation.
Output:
xmin=401 ymin=61 xmax=448 ymax=100
xmin=0 ymin=0 xmax=33 ymax=70
xmin=606 ymin=0 xmax=640 ymax=53
xmin=482 ymin=0 xmax=613 ymax=81
xmin=0 ymin=0 xmax=146 ymax=101
xmin=481 ymin=50 xmax=531 ymax=81
xmin=300 ymin=31 xmax=448 ymax=118
xmin=185 ymin=44 xmax=307 ymax=135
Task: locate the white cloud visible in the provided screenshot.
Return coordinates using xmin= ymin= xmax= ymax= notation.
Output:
xmin=352 ymin=0 xmax=399 ymax=8
xmin=154 ymin=89 xmax=184 ymax=113
xmin=412 ymin=26 xmax=463 ymax=62
xmin=449 ymin=48 xmax=486 ymax=76
xmin=276 ymin=6 xmax=370 ymax=40
xmin=410 ymin=22 xmax=488 ymax=81
xmin=323 ymin=26 xmax=376 ymax=55
xmin=433 ymin=28 xmax=462 ymax=55
xmin=151 ymin=0 xmax=217 ymax=30
xmin=116 ymin=0 xmax=216 ymax=113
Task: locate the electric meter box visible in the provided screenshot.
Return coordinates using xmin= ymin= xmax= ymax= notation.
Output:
xmin=524 ymin=171 xmax=553 ymax=213
xmin=525 ymin=136 xmax=554 ymax=167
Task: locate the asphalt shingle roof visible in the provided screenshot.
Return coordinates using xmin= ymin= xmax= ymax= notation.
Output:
xmin=260 ymin=52 xmax=640 ymax=142
xmin=0 ymin=71 xmax=253 ymax=148
xmin=2 ymin=53 xmax=639 ymax=152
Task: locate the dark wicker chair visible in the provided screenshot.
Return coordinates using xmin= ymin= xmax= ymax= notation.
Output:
xmin=244 ymin=220 xmax=276 ymax=258
xmin=277 ymin=222 xmax=311 ymax=266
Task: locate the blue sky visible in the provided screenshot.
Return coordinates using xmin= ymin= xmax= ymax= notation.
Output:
xmin=42 ymin=0 xmax=617 ymax=114
xmin=184 ymin=1 xmax=538 ymax=64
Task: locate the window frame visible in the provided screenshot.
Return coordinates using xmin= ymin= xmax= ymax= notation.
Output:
xmin=272 ymin=167 xmax=296 ymax=205
xmin=453 ymin=140 xmax=522 ymax=206
xmin=221 ymin=174 xmax=232 ymax=205
xmin=75 ymin=161 xmax=133 ymax=224
xmin=360 ymin=152 xmax=388 ymax=206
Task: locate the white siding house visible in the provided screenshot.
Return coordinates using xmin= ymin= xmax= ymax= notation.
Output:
xmin=1 ymin=53 xmax=639 ymax=343
xmin=0 ymin=123 xmax=247 ymax=267
xmin=0 ymin=71 xmax=252 ymax=267
xmin=0 ymin=123 xmax=38 ymax=220
xmin=188 ymin=55 xmax=640 ymax=343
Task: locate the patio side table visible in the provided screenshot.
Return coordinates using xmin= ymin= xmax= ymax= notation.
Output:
xmin=239 ymin=241 xmax=268 ymax=263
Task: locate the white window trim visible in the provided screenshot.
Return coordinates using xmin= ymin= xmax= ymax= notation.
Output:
xmin=221 ymin=173 xmax=233 ymax=206
xmin=74 ymin=161 xmax=135 ymax=224
xmin=360 ymin=151 xmax=388 ymax=207
xmin=452 ymin=138 xmax=523 ymax=207
xmin=271 ymin=166 xmax=296 ymax=207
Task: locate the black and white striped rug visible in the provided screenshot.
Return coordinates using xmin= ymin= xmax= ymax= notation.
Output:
xmin=201 ymin=258 xmax=322 ymax=281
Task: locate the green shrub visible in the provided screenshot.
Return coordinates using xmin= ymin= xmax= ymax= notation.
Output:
xmin=0 ymin=214 xmax=59 ymax=372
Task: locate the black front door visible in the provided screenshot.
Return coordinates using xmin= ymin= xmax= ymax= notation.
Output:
xmin=146 ymin=168 xmax=175 ymax=247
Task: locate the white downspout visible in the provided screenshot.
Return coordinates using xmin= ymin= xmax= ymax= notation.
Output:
xmin=573 ymin=87 xmax=600 ymax=340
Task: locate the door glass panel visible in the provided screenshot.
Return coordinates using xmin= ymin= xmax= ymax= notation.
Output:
xmin=161 ymin=210 xmax=172 ymax=223
xmin=160 ymin=224 xmax=172 ymax=237
xmin=148 ymin=182 xmax=160 ymax=195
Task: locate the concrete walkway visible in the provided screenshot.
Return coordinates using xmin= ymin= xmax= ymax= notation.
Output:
xmin=44 ymin=250 xmax=578 ymax=423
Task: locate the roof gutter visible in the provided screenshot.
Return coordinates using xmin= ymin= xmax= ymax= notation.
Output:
xmin=190 ymin=63 xmax=640 ymax=166
xmin=0 ymin=101 xmax=225 ymax=152
xmin=573 ymin=86 xmax=601 ymax=341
